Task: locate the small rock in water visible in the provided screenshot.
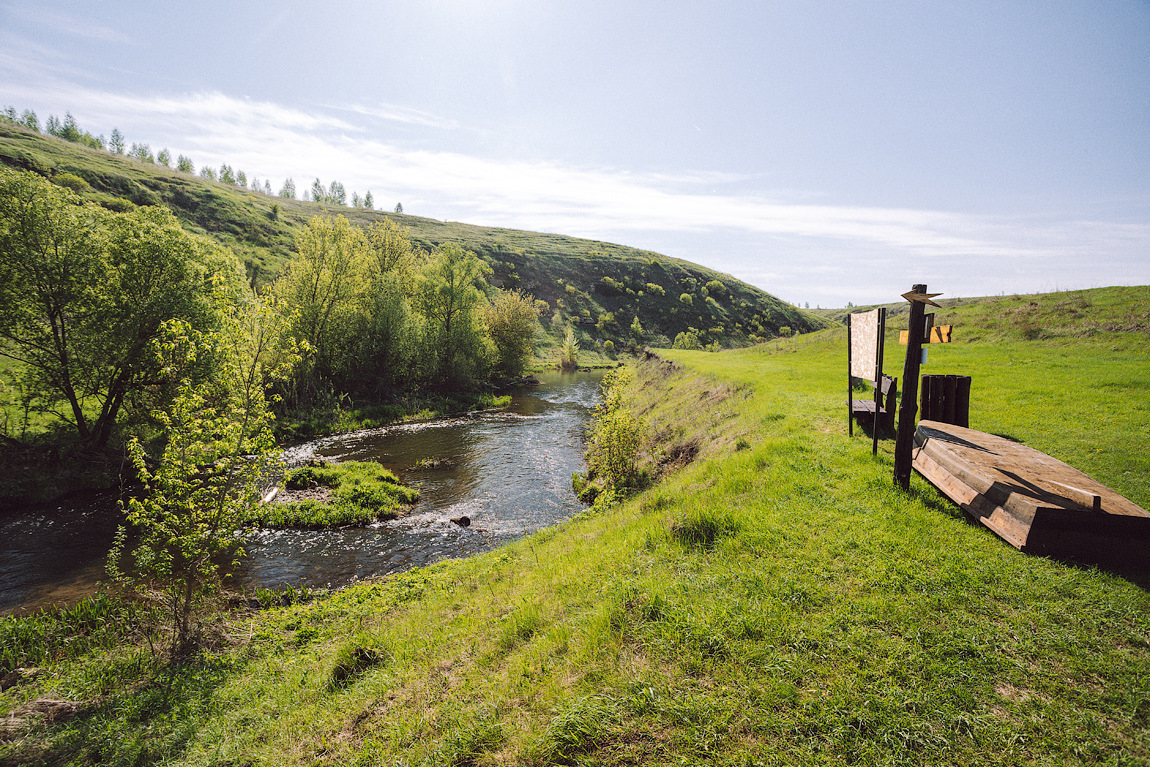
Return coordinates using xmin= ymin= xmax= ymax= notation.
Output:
xmin=450 ymin=515 xmax=470 ymax=527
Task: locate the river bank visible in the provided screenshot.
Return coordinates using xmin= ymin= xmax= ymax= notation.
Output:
xmin=2 ymin=290 xmax=1148 ymax=765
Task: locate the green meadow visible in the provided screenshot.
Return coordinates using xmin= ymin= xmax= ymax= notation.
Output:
xmin=1 ymin=286 xmax=1147 ymax=766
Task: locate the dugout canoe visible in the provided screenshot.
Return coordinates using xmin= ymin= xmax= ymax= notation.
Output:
xmin=912 ymin=420 xmax=1150 ymax=566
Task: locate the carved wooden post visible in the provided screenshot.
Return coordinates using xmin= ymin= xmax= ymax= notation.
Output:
xmin=894 ymin=284 xmax=931 ymax=490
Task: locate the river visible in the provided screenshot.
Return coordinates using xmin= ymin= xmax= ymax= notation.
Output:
xmin=0 ymin=370 xmax=604 ymax=616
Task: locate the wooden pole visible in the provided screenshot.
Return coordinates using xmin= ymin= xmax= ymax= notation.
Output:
xmin=871 ymin=307 xmax=885 ymax=455
xmin=894 ymin=284 xmax=927 ymax=490
xmin=846 ymin=316 xmax=854 ymax=437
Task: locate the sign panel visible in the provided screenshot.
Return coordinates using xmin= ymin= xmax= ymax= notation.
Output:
xmin=899 ymin=325 xmax=952 ymax=345
xmin=849 ymin=309 xmax=881 ymax=380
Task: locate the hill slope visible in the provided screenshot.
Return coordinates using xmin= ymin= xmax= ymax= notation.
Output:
xmin=2 ymin=286 xmax=1146 ymax=764
xmin=0 ymin=122 xmax=827 ymax=347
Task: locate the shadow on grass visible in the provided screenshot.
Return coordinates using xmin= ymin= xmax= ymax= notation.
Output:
xmin=2 ymin=654 xmax=236 ymax=767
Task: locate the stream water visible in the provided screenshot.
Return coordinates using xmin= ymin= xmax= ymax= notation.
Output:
xmin=0 ymin=370 xmax=604 ymax=616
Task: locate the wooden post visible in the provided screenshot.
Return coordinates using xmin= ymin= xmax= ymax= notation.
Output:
xmin=846 ymin=318 xmax=854 ymax=436
xmin=894 ymin=284 xmax=928 ymax=490
xmin=871 ymin=308 xmax=886 ymax=455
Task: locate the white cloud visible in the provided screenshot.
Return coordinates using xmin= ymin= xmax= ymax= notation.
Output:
xmin=3 ymin=83 xmax=1147 ymax=305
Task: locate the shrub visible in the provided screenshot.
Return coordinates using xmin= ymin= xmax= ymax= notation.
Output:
xmin=673 ymin=330 xmax=702 ymax=350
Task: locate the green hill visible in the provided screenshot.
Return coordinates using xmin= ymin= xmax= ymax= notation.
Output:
xmin=0 ymin=121 xmax=826 ymax=348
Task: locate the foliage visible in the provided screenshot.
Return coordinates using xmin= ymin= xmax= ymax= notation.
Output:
xmin=0 ymin=168 xmax=237 ymax=448
xmin=415 ymin=243 xmax=493 ymax=383
xmin=558 ymin=325 xmax=579 ymax=370
xmin=248 ymin=460 xmax=418 ymax=529
xmin=485 ymin=289 xmax=540 ymax=377
xmin=107 ymin=302 xmax=291 ymax=655
xmin=672 ymin=329 xmax=703 ymax=350
xmin=579 ymin=367 xmax=644 ymax=501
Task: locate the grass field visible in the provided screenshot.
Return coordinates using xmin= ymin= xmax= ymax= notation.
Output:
xmin=1 ymin=286 xmax=1147 ymax=766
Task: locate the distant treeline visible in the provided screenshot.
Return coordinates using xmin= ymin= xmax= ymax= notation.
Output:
xmin=0 ymin=105 xmax=400 ymax=213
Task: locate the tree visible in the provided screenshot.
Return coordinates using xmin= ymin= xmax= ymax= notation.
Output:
xmin=236 ymin=170 xmax=247 ymax=188
xmin=109 ymin=303 xmax=292 ymax=654
xmin=21 ymin=109 xmax=40 ymax=133
xmin=61 ymin=112 xmax=81 ymax=142
xmin=558 ymin=326 xmax=579 ymax=370
xmin=279 ymin=178 xmax=296 ymax=199
xmin=157 ymin=148 xmax=172 ymax=167
xmin=363 ymin=191 xmax=373 ymax=209
xmin=328 ymin=180 xmax=346 ymax=206
xmin=353 ymin=220 xmax=419 ymax=386
xmin=220 ymin=164 xmax=235 ymax=185
xmin=109 ymin=128 xmax=125 ymax=154
xmin=176 ymin=154 xmax=194 ymax=173
xmin=310 ymin=178 xmax=324 ymax=203
xmin=485 ymin=290 xmax=538 ymax=378
xmin=45 ymin=114 xmax=61 ymax=136
xmin=415 ymin=244 xmax=492 ymax=382
xmin=631 ymin=315 xmax=644 ymax=338
xmin=394 ymin=202 xmax=403 ymax=214
xmin=263 ymin=180 xmax=272 ymax=195
xmin=673 ymin=330 xmax=702 ymax=350
xmin=0 ymin=169 xmax=235 ymax=448
xmin=272 ymin=215 xmax=367 ymax=386
xmin=200 ymin=166 xmax=217 ymax=181
xmin=351 ymin=192 xmax=361 ymax=208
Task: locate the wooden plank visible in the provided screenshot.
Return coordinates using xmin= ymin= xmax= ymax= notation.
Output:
xmin=912 ymin=420 xmax=1150 ymax=564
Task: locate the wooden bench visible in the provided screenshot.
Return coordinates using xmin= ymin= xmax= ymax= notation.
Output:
xmin=851 ymin=375 xmax=897 ymax=431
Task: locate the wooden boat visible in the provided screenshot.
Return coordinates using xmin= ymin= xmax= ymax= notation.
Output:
xmin=912 ymin=420 xmax=1150 ymax=566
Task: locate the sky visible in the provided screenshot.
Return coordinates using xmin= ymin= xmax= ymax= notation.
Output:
xmin=1 ymin=0 xmax=1148 ymax=308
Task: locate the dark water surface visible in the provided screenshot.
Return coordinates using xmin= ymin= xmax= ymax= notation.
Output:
xmin=0 ymin=370 xmax=603 ymax=616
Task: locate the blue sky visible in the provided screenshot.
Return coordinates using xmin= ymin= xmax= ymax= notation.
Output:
xmin=2 ymin=0 xmax=1147 ymax=308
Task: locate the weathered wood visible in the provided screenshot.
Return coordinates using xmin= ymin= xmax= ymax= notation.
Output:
xmin=913 ymin=420 xmax=1150 ymax=566
xmin=894 ymin=284 xmax=928 ymax=490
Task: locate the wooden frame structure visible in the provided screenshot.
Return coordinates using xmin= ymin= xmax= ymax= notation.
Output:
xmin=846 ymin=307 xmax=888 ymax=455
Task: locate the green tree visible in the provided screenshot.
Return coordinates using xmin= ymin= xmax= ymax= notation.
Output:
xmin=630 ymin=315 xmax=644 ymax=338
xmin=157 ymin=148 xmax=172 ymax=167
xmin=109 ymin=304 xmax=291 ymax=654
xmin=176 ymin=154 xmax=194 ymax=173
xmin=21 ymin=109 xmax=40 ymax=133
xmin=108 ymin=127 xmax=124 ymax=154
xmin=200 ymin=166 xmax=217 ymax=181
xmin=679 ymin=293 xmax=693 ymax=307
xmin=61 ymin=112 xmax=81 ymax=142
xmin=236 ymin=169 xmax=247 ymax=188
xmin=0 ymin=169 xmax=235 ymax=448
xmin=272 ymin=215 xmax=367 ymax=388
xmin=558 ymin=326 xmax=579 ymax=370
xmin=328 ymin=180 xmax=347 ymax=206
xmin=220 ymin=164 xmax=235 ymax=185
xmin=673 ymin=330 xmax=702 ymax=350
xmin=394 ymin=202 xmax=403 ymax=214
xmin=310 ymin=178 xmax=324 ymax=203
xmin=415 ymin=244 xmax=492 ymax=382
xmin=279 ymin=178 xmax=296 ymax=199
xmin=363 ymin=190 xmax=373 ymax=209
xmin=353 ymin=220 xmax=420 ymax=386
xmin=485 ymin=290 xmax=539 ymax=378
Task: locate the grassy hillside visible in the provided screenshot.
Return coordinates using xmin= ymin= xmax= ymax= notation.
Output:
xmin=2 ymin=287 xmax=1146 ymax=765
xmin=0 ymin=122 xmax=826 ymax=348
